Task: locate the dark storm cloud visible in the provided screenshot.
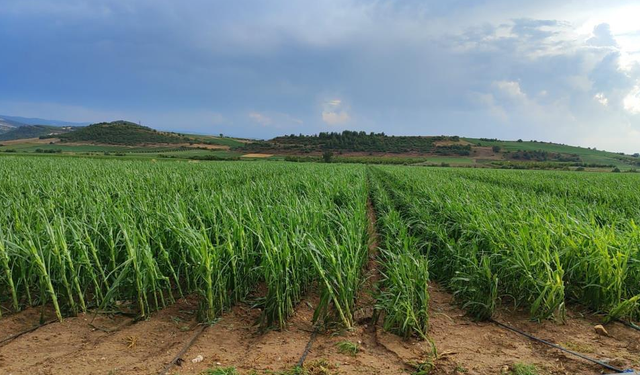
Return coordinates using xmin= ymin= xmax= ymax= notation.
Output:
xmin=0 ymin=0 xmax=639 ymax=150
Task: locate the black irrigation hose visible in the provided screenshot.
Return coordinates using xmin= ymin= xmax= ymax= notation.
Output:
xmin=0 ymin=319 xmax=57 ymax=346
xmin=490 ymin=318 xmax=631 ymax=374
xmin=616 ymin=319 xmax=640 ymax=332
xmin=159 ymin=324 xmax=208 ymax=375
xmin=296 ymin=327 xmax=319 ymax=368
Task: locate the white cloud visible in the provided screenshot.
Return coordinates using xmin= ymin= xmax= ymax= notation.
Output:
xmin=472 ymin=92 xmax=508 ymax=122
xmin=494 ymin=81 xmax=526 ymax=99
xmin=248 ymin=111 xmax=304 ymax=129
xmin=594 ymin=92 xmax=609 ymax=106
xmin=322 ymin=98 xmax=351 ymax=125
xmin=624 ymin=86 xmax=640 ymax=114
xmin=248 ymin=111 xmax=272 ymax=126
xmin=322 ymin=111 xmax=351 ymax=125
xmin=587 ymin=24 xmax=618 ymax=47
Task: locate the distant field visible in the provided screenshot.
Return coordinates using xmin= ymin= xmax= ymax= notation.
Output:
xmin=421 ymin=156 xmax=474 ymax=165
xmin=465 ymin=137 xmax=638 ymax=169
xmin=3 ymin=134 xmax=638 ymax=171
xmin=139 ymin=149 xmax=241 ymax=158
xmin=0 ymin=141 xmax=243 ymax=160
xmin=186 ymin=134 xmax=246 ymax=148
xmin=1 ymin=142 xmax=179 ymax=153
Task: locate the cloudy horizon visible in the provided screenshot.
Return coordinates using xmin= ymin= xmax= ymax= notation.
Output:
xmin=1 ymin=1 xmax=639 ymax=152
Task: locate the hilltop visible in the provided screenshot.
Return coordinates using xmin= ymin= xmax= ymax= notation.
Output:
xmin=52 ymin=121 xmax=190 ymax=145
xmin=242 ymin=131 xmax=471 ymax=155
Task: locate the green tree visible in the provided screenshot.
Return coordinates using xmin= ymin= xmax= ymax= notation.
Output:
xmin=322 ymin=151 xmax=334 ymax=163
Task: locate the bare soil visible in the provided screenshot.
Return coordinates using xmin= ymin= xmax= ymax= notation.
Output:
xmin=1 ymin=138 xmax=60 ymax=145
xmin=472 ymin=146 xmax=504 ymax=160
xmin=1 ymin=286 xmax=639 ymax=375
xmin=241 ymin=153 xmax=274 ymax=158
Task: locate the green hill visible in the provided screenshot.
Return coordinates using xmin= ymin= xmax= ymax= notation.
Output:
xmin=465 ymin=138 xmax=640 ymax=169
xmin=0 ymin=125 xmax=75 ymax=141
xmin=242 ymin=131 xmax=471 ymax=155
xmin=54 ymin=121 xmax=190 ymax=145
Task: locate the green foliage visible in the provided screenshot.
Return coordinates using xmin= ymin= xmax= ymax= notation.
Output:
xmin=370 ymin=166 xmax=640 ymax=322
xmin=285 ymin=155 xmax=430 ymax=165
xmin=2 ymin=154 xmax=640 ymax=347
xmin=508 ymin=363 xmax=539 ymax=375
xmin=0 ymin=125 xmax=75 ymax=141
xmin=509 ymin=149 xmax=581 ymax=162
xmin=55 ymin=121 xmax=190 ymax=145
xmin=0 ymin=159 xmax=369 ymax=327
xmin=201 ymin=367 xmax=239 ymax=375
xmin=243 ymin=131 xmax=469 ymax=155
xmin=369 ymin=173 xmax=431 ymax=338
xmin=336 ymin=340 xmax=359 ymax=356
xmin=322 ymin=151 xmax=333 ymax=163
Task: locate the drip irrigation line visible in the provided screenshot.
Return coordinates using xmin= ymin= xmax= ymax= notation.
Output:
xmin=296 ymin=326 xmax=319 ymax=368
xmin=159 ymin=324 xmax=208 ymax=375
xmin=490 ymin=318 xmax=633 ymax=373
xmin=0 ymin=320 xmax=57 ymax=346
xmin=616 ymin=319 xmax=640 ymax=332
xmin=89 ymin=317 xmax=138 ymax=333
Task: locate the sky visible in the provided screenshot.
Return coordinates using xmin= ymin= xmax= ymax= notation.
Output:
xmin=1 ymin=1 xmax=640 ymax=153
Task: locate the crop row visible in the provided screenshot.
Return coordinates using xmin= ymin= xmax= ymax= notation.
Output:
xmin=0 ymin=158 xmax=369 ymax=329
xmin=370 ymin=166 xmax=640 ymax=322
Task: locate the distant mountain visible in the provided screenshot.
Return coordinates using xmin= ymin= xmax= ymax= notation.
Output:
xmin=54 ymin=120 xmax=190 ymax=145
xmin=0 ymin=117 xmax=25 ymax=133
xmin=0 ymin=114 xmax=89 ymax=127
xmin=0 ymin=125 xmax=77 ymax=141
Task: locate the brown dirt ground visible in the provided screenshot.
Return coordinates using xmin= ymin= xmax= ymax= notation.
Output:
xmin=1 ymin=138 xmax=229 ymax=150
xmin=472 ymin=146 xmax=504 ymax=161
xmin=1 ymin=138 xmax=60 ymax=145
xmin=177 ymin=143 xmax=229 ymax=150
xmin=241 ymin=154 xmax=274 ymax=158
xmin=1 ymin=286 xmax=640 ymax=375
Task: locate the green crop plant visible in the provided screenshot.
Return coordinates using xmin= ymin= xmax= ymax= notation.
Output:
xmin=1 ymin=154 xmax=640 ymax=343
xmin=369 ymin=172 xmax=431 ymax=338
xmin=336 ymin=340 xmax=359 ymax=356
xmin=369 ymin=165 xmax=640 ymax=322
xmin=0 ymin=158 xmax=372 ymax=330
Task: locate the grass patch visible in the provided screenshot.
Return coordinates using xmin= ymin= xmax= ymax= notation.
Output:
xmin=336 ymin=340 xmax=359 ymax=356
xmin=561 ymin=341 xmax=594 ymax=353
xmin=410 ymin=360 xmax=435 ymax=375
xmin=306 ymin=359 xmax=339 ymax=375
xmin=507 ymin=363 xmax=540 ymax=375
xmin=201 ymin=367 xmax=238 ymax=375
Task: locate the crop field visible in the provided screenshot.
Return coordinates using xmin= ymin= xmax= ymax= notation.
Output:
xmin=371 ymin=167 xmax=640 ymax=322
xmin=1 ymin=157 xmax=640 ymax=374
